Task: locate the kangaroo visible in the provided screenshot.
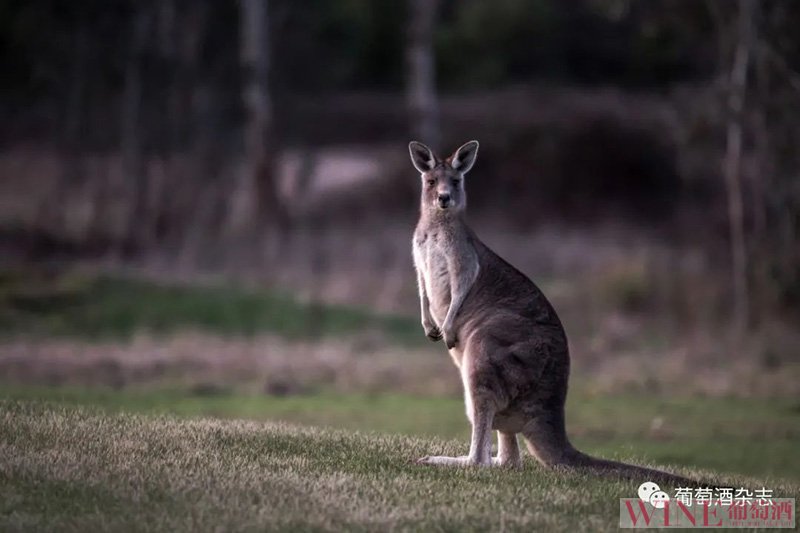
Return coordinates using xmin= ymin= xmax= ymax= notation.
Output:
xmin=409 ymin=139 xmax=694 ymax=485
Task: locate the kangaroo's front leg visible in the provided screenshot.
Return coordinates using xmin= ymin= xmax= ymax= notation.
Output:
xmin=441 ymin=251 xmax=478 ymax=349
xmin=416 ymin=268 xmax=441 ymax=341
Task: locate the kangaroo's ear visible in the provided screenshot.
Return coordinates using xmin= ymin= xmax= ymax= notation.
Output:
xmin=409 ymin=141 xmax=437 ymax=173
xmin=450 ymin=140 xmax=479 ymax=174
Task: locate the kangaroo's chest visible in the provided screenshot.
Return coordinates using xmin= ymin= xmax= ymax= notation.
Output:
xmin=413 ymin=232 xmax=453 ymax=321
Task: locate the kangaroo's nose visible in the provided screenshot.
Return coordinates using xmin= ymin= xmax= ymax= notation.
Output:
xmin=438 ymin=193 xmax=450 ymax=203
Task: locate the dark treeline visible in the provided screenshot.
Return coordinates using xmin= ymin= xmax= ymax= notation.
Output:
xmin=0 ymin=0 xmax=798 ymax=324
xmin=3 ymin=1 xmax=718 ymax=146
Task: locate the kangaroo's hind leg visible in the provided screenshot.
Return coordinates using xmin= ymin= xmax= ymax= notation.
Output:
xmin=417 ymin=342 xmax=496 ymax=466
xmin=521 ymin=407 xmax=577 ymax=467
xmin=493 ymin=431 xmax=521 ymax=467
xmin=416 ymin=387 xmax=495 ymax=466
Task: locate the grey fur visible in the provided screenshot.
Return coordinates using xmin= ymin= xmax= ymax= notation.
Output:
xmin=409 ymin=140 xmax=694 ymax=484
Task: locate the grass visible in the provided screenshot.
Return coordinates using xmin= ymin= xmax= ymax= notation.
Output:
xmin=1 ymin=384 xmax=798 ymax=483
xmin=0 ymin=272 xmax=420 ymax=343
xmin=2 ymin=400 xmax=798 ymax=532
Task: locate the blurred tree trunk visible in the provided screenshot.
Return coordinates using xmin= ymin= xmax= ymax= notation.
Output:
xmin=152 ymin=0 xmax=179 ymax=248
xmin=158 ymin=0 xmax=180 ymax=152
xmin=722 ymin=0 xmax=755 ymax=334
xmin=161 ymin=0 xmax=213 ymax=256
xmin=121 ymin=6 xmax=152 ymax=255
xmin=750 ymin=35 xmax=771 ymax=322
xmin=239 ymin=0 xmax=285 ymax=239
xmin=37 ymin=14 xmax=89 ymax=243
xmin=61 ymin=17 xmax=88 ymax=176
xmin=406 ymin=0 xmax=440 ymax=147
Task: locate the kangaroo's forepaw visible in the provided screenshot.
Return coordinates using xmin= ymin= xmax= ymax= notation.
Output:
xmin=444 ymin=332 xmax=458 ymax=349
xmin=424 ymin=325 xmax=442 ymax=341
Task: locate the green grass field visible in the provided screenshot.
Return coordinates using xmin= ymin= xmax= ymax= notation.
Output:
xmin=0 ymin=388 xmax=798 ymax=532
xmin=1 ymin=385 xmax=798 ymax=482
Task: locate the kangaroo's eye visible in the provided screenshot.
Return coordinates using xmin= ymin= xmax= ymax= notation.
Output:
xmin=426 ymin=179 xmax=435 ymax=186
xmin=452 ymin=178 xmax=461 ymax=185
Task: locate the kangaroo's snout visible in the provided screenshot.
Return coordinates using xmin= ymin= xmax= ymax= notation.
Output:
xmin=437 ymin=193 xmax=451 ymax=209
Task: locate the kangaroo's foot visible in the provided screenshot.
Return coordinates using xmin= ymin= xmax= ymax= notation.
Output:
xmin=416 ymin=454 xmax=519 ymax=468
xmin=416 ymin=455 xmax=491 ymax=467
xmin=492 ymin=455 xmax=522 ymax=468
xmin=417 ymin=455 xmax=471 ymax=466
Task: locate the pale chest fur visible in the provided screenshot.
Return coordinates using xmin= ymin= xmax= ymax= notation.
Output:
xmin=413 ymin=231 xmax=450 ymax=324
xmin=413 ymin=225 xmax=478 ymax=325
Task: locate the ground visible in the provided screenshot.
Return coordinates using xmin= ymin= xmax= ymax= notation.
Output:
xmin=0 ymin=390 xmax=798 ymax=532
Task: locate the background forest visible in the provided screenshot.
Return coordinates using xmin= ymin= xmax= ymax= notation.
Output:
xmin=2 ymin=0 xmax=798 ymax=396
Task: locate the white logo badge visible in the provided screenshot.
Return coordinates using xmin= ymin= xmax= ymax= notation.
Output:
xmin=638 ymin=481 xmax=670 ymax=509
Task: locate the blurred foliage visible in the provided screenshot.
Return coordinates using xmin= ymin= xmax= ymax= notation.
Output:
xmin=480 ymin=116 xmax=681 ymax=224
xmin=436 ymin=0 xmax=713 ymax=89
xmin=0 ymin=0 xmax=717 ymax=108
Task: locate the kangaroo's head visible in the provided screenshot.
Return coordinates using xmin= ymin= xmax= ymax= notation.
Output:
xmin=408 ymin=140 xmax=479 ymax=215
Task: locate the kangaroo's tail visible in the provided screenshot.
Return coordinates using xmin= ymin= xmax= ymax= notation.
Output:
xmin=521 ymin=411 xmax=702 ymax=487
xmin=558 ymin=447 xmax=699 ymax=486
